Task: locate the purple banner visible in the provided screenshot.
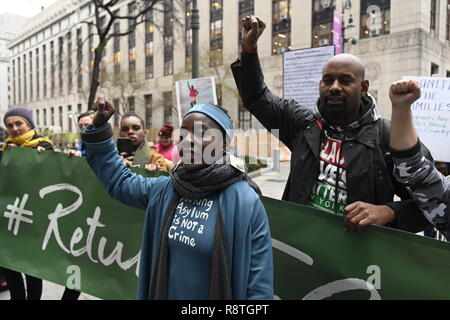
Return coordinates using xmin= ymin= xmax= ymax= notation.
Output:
xmin=333 ymin=12 xmax=343 ymax=55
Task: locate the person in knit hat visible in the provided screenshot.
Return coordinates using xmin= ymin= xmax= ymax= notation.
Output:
xmin=156 ymin=123 xmax=180 ymax=163
xmin=4 ymin=107 xmax=35 ymax=128
xmin=1 ymin=107 xmax=54 ymax=300
xmin=2 ymin=107 xmax=52 ymax=153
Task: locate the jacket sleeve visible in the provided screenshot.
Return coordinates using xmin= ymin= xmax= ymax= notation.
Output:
xmin=231 ymin=51 xmax=314 ymax=149
xmin=246 ymin=198 xmax=274 ymax=300
xmin=385 ymin=141 xmax=434 ymax=233
xmin=81 ymin=123 xmax=167 ymax=210
xmin=392 ymin=140 xmax=450 ymax=239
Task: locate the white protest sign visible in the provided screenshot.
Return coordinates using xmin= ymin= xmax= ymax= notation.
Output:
xmin=283 ymin=46 xmax=335 ymax=109
xmin=175 ymin=76 xmax=218 ymax=126
xmin=402 ymin=76 xmax=450 ymax=162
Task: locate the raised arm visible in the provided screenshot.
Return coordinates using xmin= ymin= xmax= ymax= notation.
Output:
xmin=231 ymin=16 xmax=314 ymax=149
xmin=389 ymin=80 xmax=421 ymax=151
xmin=389 ymin=80 xmax=450 ymax=239
xmin=81 ymin=98 xmax=169 ymax=210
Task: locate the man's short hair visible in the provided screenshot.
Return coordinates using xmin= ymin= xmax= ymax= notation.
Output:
xmin=121 ymin=112 xmax=146 ymax=129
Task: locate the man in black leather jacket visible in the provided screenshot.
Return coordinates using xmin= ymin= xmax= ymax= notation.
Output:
xmin=231 ymin=15 xmax=432 ymax=232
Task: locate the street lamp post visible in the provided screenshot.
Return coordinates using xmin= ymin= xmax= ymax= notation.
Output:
xmin=191 ymin=0 xmax=200 ymax=79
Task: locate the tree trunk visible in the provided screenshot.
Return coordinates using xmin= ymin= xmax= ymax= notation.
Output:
xmin=87 ymin=42 xmax=106 ymax=109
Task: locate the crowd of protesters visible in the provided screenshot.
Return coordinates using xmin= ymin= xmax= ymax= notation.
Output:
xmin=0 ymin=14 xmax=449 ymax=300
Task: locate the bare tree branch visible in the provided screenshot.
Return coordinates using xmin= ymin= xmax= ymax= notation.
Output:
xmin=81 ymin=0 xmax=184 ymax=108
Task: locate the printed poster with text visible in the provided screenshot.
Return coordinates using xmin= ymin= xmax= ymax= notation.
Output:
xmin=403 ymin=76 xmax=450 ymax=162
xmin=175 ymin=76 xmax=218 ymax=126
xmin=283 ymin=46 xmax=335 ymax=109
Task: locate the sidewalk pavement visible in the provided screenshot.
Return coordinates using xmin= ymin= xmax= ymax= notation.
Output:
xmin=0 ymin=161 xmax=291 ymax=300
xmin=251 ymin=161 xmax=290 ymax=200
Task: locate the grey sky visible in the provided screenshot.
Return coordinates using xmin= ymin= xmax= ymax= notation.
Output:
xmin=0 ymin=0 xmax=59 ymax=18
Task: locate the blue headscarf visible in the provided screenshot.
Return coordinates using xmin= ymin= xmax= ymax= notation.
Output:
xmin=184 ymin=103 xmax=234 ymax=140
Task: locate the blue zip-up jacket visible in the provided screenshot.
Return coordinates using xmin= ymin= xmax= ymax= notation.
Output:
xmin=82 ymin=124 xmax=274 ymax=300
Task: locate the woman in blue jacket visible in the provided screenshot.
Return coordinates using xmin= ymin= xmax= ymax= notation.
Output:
xmin=81 ymin=98 xmax=273 ymax=300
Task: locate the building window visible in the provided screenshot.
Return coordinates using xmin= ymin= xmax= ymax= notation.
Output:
xmin=431 ymin=0 xmax=437 ymax=35
xmin=51 ymin=107 xmax=55 ymax=126
xmin=312 ymin=22 xmax=333 ymax=47
xmin=313 ymin=0 xmax=334 ymax=11
xmin=59 ymin=106 xmax=63 ymax=131
xmin=12 ymin=60 xmax=15 ymax=105
xmin=238 ymin=102 xmax=252 ymax=130
xmin=210 ymin=0 xmax=223 ymax=66
xmin=238 ymin=0 xmax=254 ymax=49
xmin=18 ymin=57 xmax=21 ymax=103
xmin=7 ymin=67 xmax=10 ymax=106
xmin=145 ymin=42 xmax=154 ymax=79
xmin=360 ymin=0 xmax=390 ymax=38
xmin=446 ymin=0 xmax=450 ymax=41
xmin=145 ymin=4 xmax=154 ymax=79
xmin=68 ymin=105 xmax=72 ymax=132
xmin=431 ymin=63 xmax=439 ymax=76
xmin=88 ymin=24 xmax=94 ymax=80
xmin=77 ymin=28 xmax=83 ymax=92
xmin=7 ymin=66 xmax=10 ymax=104
xmin=113 ymin=19 xmax=121 ymax=76
xmin=59 ymin=37 xmax=64 ymax=95
xmin=163 ymin=91 xmax=173 ymax=124
xmin=23 ymin=55 xmax=26 ymax=102
xmin=185 ymin=0 xmax=193 ymax=72
xmin=128 ymin=3 xmax=137 ymax=82
xmin=129 ymin=47 xmax=136 ymax=82
xmin=50 ymin=41 xmax=55 ymax=97
xmin=29 ymin=51 xmax=33 ymax=101
xmin=164 ymin=36 xmax=174 ymax=76
xmin=144 ymin=94 xmax=152 ymax=128
xmin=164 ymin=0 xmax=174 ymax=76
xmin=43 ymin=44 xmax=47 ymax=98
xmin=272 ymin=0 xmax=291 ymax=55
xmin=36 ymin=48 xmax=40 ymax=100
xmin=114 ymin=51 xmax=121 ymax=75
xmin=311 ymin=0 xmax=334 ymax=48
xmin=67 ymin=32 xmax=72 ymax=93
xmin=128 ymin=96 xmax=135 ymax=112
xmin=36 ymin=109 xmax=40 ymax=127
xmin=44 ymin=108 xmax=47 ymax=126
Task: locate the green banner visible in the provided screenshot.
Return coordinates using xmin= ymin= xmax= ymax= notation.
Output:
xmin=264 ymin=197 xmax=450 ymax=299
xmin=0 ymin=148 xmax=150 ymax=300
xmin=0 ymin=148 xmax=450 ymax=300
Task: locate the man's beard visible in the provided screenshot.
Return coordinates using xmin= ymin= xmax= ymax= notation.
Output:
xmin=319 ymin=97 xmax=347 ymax=122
